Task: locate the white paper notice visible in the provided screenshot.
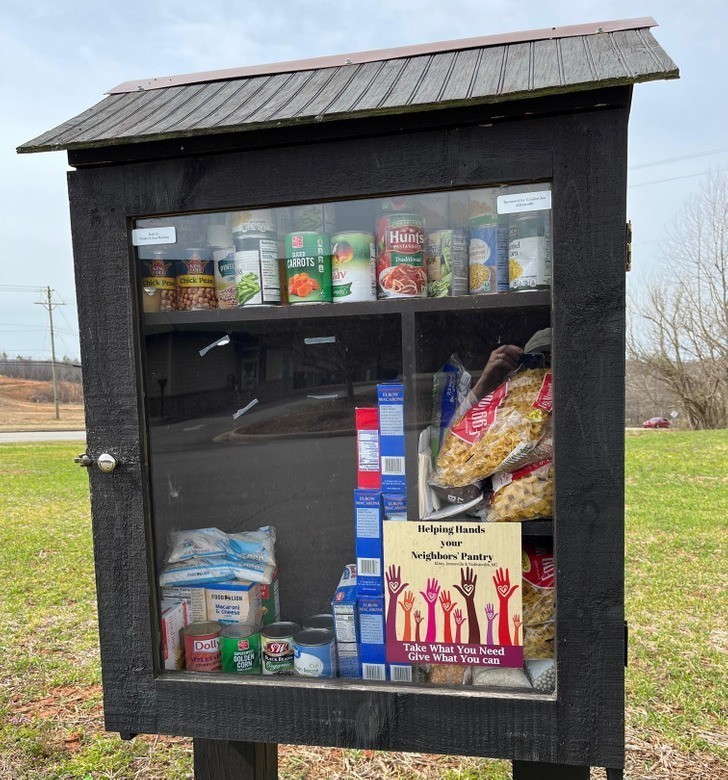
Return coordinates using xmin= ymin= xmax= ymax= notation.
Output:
xmin=132 ymin=227 xmax=177 ymax=246
xmin=497 ymin=190 xmax=552 ymax=215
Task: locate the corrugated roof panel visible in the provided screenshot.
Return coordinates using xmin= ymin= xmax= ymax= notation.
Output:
xmin=584 ymin=33 xmax=630 ymax=81
xmin=295 ymin=63 xmax=364 ymax=117
xmin=439 ymin=49 xmax=481 ymax=102
xmin=409 ymin=51 xmax=457 ymax=105
xmin=469 ymin=45 xmax=508 ymax=99
xmin=270 ymin=67 xmax=341 ymax=120
xmin=531 ymin=39 xmax=563 ymax=90
xmin=18 ymin=22 xmax=679 ymax=154
xmin=106 ymin=84 xmax=209 ymax=140
xmin=214 ymin=72 xmax=297 ymax=126
xmin=350 ymin=58 xmax=410 ymax=112
xmin=379 ymin=55 xmax=432 ymax=109
xmin=557 ymin=35 xmax=596 ymax=85
xmin=322 ymin=61 xmax=387 ymax=114
xmin=500 ymin=42 xmax=534 ymax=95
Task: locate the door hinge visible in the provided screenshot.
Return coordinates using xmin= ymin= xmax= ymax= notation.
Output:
xmin=625 ymin=221 xmax=632 ymax=272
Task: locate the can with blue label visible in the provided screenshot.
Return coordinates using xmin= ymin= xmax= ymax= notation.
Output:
xmin=293 ymin=628 xmax=336 ymax=678
xmin=469 ymin=219 xmax=509 ymax=294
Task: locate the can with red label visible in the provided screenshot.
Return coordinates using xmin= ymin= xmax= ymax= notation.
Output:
xmin=183 ymin=621 xmax=222 ymax=672
xmin=260 ymin=621 xmax=300 ymax=675
xmin=375 ymin=213 xmax=427 ymax=299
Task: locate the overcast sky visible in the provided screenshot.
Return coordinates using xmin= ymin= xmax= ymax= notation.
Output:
xmin=2 ymin=0 xmax=726 ymax=359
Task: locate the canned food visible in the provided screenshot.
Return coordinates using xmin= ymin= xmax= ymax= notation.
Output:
xmin=184 ymin=621 xmax=222 ymax=672
xmin=285 ymin=232 xmax=333 ymax=304
xmin=176 ymin=249 xmax=217 ymax=310
xmin=231 ymin=209 xmax=276 ymax=238
xmin=212 ymin=248 xmax=237 ymax=309
xmin=261 ymin=622 xmax=300 ymax=675
xmin=292 ymin=204 xmax=336 ymax=233
xmin=141 ymin=250 xmax=176 ymax=313
xmin=233 ymin=234 xmax=281 ymax=305
xmin=414 ymin=193 xmax=449 ymax=230
xmin=221 ymin=623 xmax=261 ymax=674
xmin=376 ymin=213 xmax=427 ymax=298
xmin=302 ymin=614 xmax=335 ymax=631
xmin=508 ymin=213 xmax=552 ymax=290
xmin=376 ymin=195 xmax=412 ymax=213
xmin=425 ymin=229 xmax=468 ymax=297
xmin=467 ymin=188 xmax=499 ymax=224
xmin=293 ymin=628 xmax=336 ymax=678
xmin=331 ymin=232 xmax=376 ymax=303
xmin=469 ymin=222 xmax=508 ymax=294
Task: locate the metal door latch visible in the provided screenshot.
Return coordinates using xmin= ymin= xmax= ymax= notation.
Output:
xmin=73 ymin=453 xmax=118 ymax=473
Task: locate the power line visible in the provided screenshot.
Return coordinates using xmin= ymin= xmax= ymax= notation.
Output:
xmin=628 ymin=168 xmax=725 ymax=189
xmin=34 ymin=287 xmax=65 ymax=420
xmin=630 ymin=147 xmax=728 ymax=171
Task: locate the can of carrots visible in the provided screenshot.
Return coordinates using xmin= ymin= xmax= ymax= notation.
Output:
xmin=284 ymin=232 xmax=333 ymax=304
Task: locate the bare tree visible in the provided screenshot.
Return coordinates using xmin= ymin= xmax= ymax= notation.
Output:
xmin=627 ymin=171 xmax=727 ymax=429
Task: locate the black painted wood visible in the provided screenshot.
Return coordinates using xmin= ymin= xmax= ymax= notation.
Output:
xmin=193 ymin=739 xmax=277 ymax=780
xmin=512 ymin=760 xmax=589 ymax=779
xmin=66 ymin=86 xmax=629 ymax=768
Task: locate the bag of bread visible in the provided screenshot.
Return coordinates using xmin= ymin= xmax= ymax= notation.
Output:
xmin=485 ymin=459 xmax=553 ymax=522
xmin=434 ymin=368 xmax=552 ymax=487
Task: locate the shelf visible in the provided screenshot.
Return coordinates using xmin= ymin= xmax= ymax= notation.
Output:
xmin=520 ymin=519 xmax=553 ymax=537
xmin=143 ymin=290 xmax=550 ymax=331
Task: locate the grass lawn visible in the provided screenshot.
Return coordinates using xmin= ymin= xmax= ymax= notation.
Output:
xmin=0 ymin=431 xmax=725 ymax=779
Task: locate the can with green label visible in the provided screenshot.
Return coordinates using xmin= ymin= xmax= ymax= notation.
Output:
xmin=285 ymin=232 xmax=333 ymax=304
xmin=331 ymin=231 xmax=376 ymax=303
xmin=221 ymin=623 xmax=261 ymax=674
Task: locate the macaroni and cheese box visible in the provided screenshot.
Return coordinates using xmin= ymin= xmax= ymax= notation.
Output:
xmin=355 ymin=490 xmax=384 ymax=596
xmin=259 ymin=565 xmax=281 ymax=625
xmin=186 ymin=580 xmax=261 ymax=626
xmin=377 ymin=384 xmax=406 ymax=493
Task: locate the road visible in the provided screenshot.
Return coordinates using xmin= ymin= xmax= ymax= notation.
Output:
xmin=0 ymin=430 xmax=86 ymax=443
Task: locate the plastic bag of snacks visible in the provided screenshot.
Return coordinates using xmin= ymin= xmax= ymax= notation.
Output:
xmin=522 ymin=542 xmax=555 ymax=627
xmin=524 ymin=622 xmax=555 ymax=660
xmin=165 ymin=527 xmax=231 ymax=563
xmin=484 ymin=460 xmax=553 ymax=523
xmin=429 ymin=353 xmax=471 ymax=461
xmin=228 ymin=526 xmax=276 ymax=566
xmin=525 ymin=659 xmax=555 ymax=692
xmin=434 ymin=368 xmax=552 ymax=487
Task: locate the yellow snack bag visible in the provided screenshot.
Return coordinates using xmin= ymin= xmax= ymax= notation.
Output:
xmin=435 ymin=369 xmax=552 ymax=487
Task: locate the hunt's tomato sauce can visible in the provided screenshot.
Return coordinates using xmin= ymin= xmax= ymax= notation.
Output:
xmin=184 ymin=622 xmax=222 ymax=672
xmin=261 ymin=621 xmax=300 ymax=675
xmin=376 ymin=213 xmax=427 ymax=298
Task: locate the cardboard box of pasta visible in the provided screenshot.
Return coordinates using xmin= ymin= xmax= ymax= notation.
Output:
xmin=161 ymin=598 xmax=190 ymax=670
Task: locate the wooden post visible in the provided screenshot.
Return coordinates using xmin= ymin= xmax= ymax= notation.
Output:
xmin=512 ymin=760 xmax=589 ymax=779
xmin=193 ymin=739 xmax=278 ymax=780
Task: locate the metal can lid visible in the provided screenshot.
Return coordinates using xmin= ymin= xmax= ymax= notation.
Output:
xmin=183 ymin=621 xmax=221 ymax=637
xmin=302 ymin=614 xmax=335 ymax=631
xmin=261 ymin=622 xmax=302 ymax=640
xmin=294 ymin=628 xmax=334 ymax=647
xmin=221 ymin=623 xmax=261 ymax=639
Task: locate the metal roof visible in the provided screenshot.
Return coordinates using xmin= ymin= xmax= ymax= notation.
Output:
xmin=18 ymin=18 xmax=678 ymax=155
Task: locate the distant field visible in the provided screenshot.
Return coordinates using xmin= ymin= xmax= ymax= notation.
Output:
xmin=0 ymin=376 xmax=84 ymax=431
xmin=0 ymin=431 xmax=725 ymax=779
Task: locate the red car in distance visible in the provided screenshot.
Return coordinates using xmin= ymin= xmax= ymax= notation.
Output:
xmin=642 ymin=416 xmax=670 ymax=429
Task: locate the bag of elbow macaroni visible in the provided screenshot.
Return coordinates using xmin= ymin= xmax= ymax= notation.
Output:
xmin=434 ymin=368 xmax=552 ymax=487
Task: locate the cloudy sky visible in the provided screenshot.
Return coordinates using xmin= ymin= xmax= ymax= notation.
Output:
xmin=2 ymin=0 xmax=726 ymax=359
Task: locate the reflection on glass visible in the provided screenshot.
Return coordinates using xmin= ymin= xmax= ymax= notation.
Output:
xmin=138 ymin=183 xmax=555 ymax=692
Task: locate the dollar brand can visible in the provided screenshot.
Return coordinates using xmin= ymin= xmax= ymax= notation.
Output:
xmin=184 ymin=622 xmax=222 ymax=672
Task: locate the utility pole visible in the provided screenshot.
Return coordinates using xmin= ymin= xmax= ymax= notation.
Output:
xmin=35 ymin=286 xmax=65 ymax=420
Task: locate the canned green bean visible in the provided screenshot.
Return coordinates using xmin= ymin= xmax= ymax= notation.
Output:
xmin=233 ymin=234 xmax=281 ymax=305
xmin=221 ymin=624 xmax=261 ymax=674
xmin=285 ymin=232 xmax=333 ymax=304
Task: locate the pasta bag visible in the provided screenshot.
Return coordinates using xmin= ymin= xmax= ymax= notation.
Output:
xmin=522 ymin=541 xmax=555 ymax=627
xmin=487 ymin=459 xmax=553 ymax=523
xmin=435 ymin=368 xmax=552 ymax=487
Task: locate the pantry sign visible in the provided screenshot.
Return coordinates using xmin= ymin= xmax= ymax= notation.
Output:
xmin=383 ymin=522 xmax=523 ymax=667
